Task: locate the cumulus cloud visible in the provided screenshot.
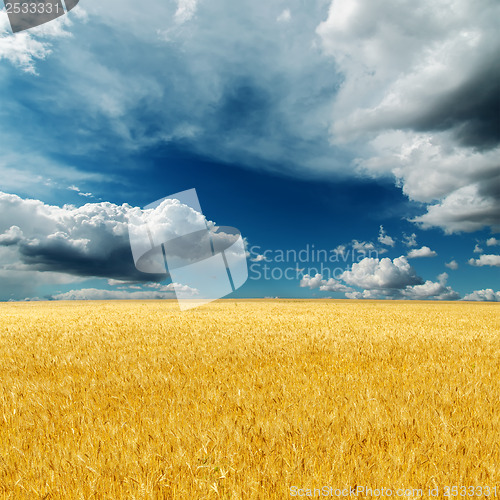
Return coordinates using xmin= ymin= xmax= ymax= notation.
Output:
xmin=400 ymin=272 xmax=460 ymax=301
xmin=346 ymin=281 xmax=459 ymax=301
xmin=303 ymin=255 xmax=460 ymax=300
xmin=351 ymin=240 xmax=377 ymax=254
xmin=474 ymin=244 xmax=483 ymax=253
xmin=463 ymin=289 xmax=500 ymax=302
xmin=407 ymin=246 xmax=437 ymax=259
xmin=403 ymin=233 xmax=417 ymax=247
xmin=341 ymin=256 xmax=421 ymax=290
xmin=0 ymin=226 xmax=23 ymax=246
xmin=300 ymin=273 xmax=353 ymax=293
xmin=445 ymin=260 xmax=458 ymax=270
xmin=343 ymin=263 xmax=459 ymax=300
xmin=468 ymin=254 xmax=500 ymax=267
xmin=486 ymin=237 xmax=499 ymax=246
xmin=378 ymin=225 xmax=395 ymax=247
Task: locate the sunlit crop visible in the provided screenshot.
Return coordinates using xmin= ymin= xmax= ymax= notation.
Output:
xmin=0 ymin=300 xmax=498 ymax=498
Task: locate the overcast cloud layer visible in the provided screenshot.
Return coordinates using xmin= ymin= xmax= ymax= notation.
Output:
xmin=1 ymin=0 xmax=499 ymax=234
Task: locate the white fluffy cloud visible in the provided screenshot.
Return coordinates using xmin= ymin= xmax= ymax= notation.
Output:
xmin=407 ymin=246 xmax=437 ymax=259
xmin=351 ymin=240 xmax=376 ymax=253
xmin=468 ymin=254 xmax=500 ymax=267
xmin=445 ymin=260 xmax=458 ymax=270
xmin=345 ymin=279 xmax=459 ymax=301
xmin=0 ymin=225 xmax=23 ymax=245
xmin=378 ymin=225 xmax=395 ymax=247
xmin=403 ymin=233 xmax=417 ymax=247
xmin=300 ymin=273 xmax=352 ymax=293
xmin=401 ymin=273 xmax=460 ymax=301
xmin=306 ymin=256 xmax=460 ymax=300
xmin=341 ymin=256 xmax=421 ymax=290
xmin=486 ymin=237 xmax=499 ymax=247
xmin=463 ymin=289 xmax=500 ymax=302
xmin=0 ymin=192 xmax=139 ymax=299
xmin=411 ymin=182 xmax=500 ymax=234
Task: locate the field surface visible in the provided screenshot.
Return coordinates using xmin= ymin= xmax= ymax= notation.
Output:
xmin=0 ymin=300 xmax=499 ymax=499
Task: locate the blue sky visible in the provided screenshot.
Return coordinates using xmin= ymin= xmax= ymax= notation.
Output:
xmin=0 ymin=0 xmax=499 ymax=302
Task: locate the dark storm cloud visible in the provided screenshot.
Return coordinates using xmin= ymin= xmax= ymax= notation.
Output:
xmin=16 ymin=237 xmax=167 ymax=282
xmin=478 ymin=171 xmax=500 ymax=200
xmin=413 ymin=59 xmax=500 ymax=150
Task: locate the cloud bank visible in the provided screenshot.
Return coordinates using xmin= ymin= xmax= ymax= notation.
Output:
xmin=0 ymin=191 xmax=228 ymax=299
xmin=301 ymin=256 xmax=461 ymax=300
xmin=463 ymin=289 xmax=500 ymax=302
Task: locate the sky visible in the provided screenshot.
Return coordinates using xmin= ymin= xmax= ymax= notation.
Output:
xmin=0 ymin=0 xmax=499 ymax=302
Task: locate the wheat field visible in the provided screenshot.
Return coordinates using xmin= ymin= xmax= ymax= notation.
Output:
xmin=0 ymin=300 xmax=498 ymax=498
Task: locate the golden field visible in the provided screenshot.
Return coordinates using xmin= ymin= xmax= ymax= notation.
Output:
xmin=0 ymin=300 xmax=499 ymax=499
